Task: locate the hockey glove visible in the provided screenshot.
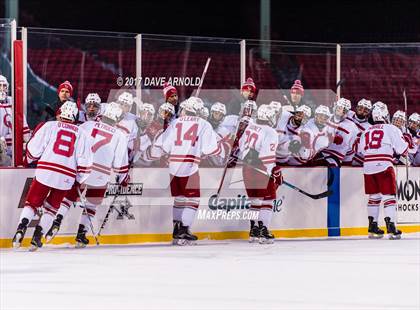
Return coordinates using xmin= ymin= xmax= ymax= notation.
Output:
xmin=288 ymin=140 xmax=302 ymax=154
xmin=271 ymin=165 xmax=283 ymax=186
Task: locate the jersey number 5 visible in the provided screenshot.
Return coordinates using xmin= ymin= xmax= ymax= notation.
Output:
xmin=364 ymin=129 xmax=384 ymax=150
xmin=175 ymin=123 xmax=198 ymax=146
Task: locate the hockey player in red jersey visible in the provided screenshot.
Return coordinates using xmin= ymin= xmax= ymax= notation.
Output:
xmin=238 ymin=104 xmax=280 ymax=243
xmin=150 ymin=96 xmax=222 ymax=245
xmin=44 ymin=102 xmax=129 ymax=246
xmin=12 ymin=101 xmax=93 ymax=250
xmin=358 ymin=104 xmax=408 ymax=239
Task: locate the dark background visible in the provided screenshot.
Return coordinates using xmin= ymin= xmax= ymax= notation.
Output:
xmin=1 ymin=0 xmax=420 ymax=42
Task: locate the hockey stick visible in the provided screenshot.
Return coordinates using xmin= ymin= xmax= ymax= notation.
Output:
xmin=336 ymin=78 xmax=346 ymax=99
xmin=97 ymin=187 xmax=120 ymax=237
xmin=77 ymin=187 xmax=100 ymax=246
xmin=195 ymin=57 xmax=211 ymax=97
xmin=402 ymin=89 xmax=409 ymax=182
xmin=238 ymin=162 xmax=332 ymax=199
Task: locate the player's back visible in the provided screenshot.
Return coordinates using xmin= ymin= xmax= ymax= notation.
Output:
xmin=360 ymin=123 xmax=408 ymax=174
xmin=239 ymin=122 xmax=277 ymax=171
xmin=28 ymin=121 xmax=91 ymax=190
xmin=163 ymin=115 xmax=218 ymax=176
xmin=81 ymin=120 xmax=129 ymax=186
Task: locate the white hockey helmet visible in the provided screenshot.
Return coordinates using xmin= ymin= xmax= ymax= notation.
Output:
xmin=371 ymin=104 xmax=389 ymax=123
xmin=0 ymin=75 xmax=9 ymax=101
xmin=210 ymin=102 xmax=226 ymax=116
xmin=315 ymin=105 xmax=331 ymax=117
xmin=392 ymin=110 xmax=406 ymax=128
xmin=296 ymin=104 xmax=312 ymax=118
xmin=139 ymin=102 xmax=156 ymax=116
xmin=158 ymin=102 xmax=175 ymax=120
xmin=373 ymin=101 xmax=387 ymax=111
xmin=392 ymin=110 xmax=406 ymax=120
xmin=333 ymin=98 xmax=351 ymax=120
xmin=357 ymin=98 xmax=372 ymax=110
xmin=241 ymin=100 xmax=257 ymax=117
xmin=182 ymin=96 xmax=204 ymax=115
xmin=257 ymin=104 xmax=277 ymax=127
xmin=59 ymin=101 xmax=79 ymax=122
xmin=269 ymin=101 xmax=282 ymax=114
xmin=117 ymin=91 xmax=134 ymax=107
xmin=200 ymin=107 xmax=209 ymax=119
xmin=408 ymin=112 xmax=420 ymax=124
xmin=85 ymin=93 xmax=101 ymax=105
xmin=103 ymin=102 xmax=123 ymax=123
xmin=335 ymin=98 xmax=351 ymax=112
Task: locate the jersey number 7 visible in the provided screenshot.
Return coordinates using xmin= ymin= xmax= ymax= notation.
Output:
xmin=91 ymin=128 xmax=112 ymax=152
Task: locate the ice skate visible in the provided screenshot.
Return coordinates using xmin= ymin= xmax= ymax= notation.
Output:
xmin=385 ymin=217 xmax=402 ymax=240
xmin=173 ymin=224 xmax=197 ymax=246
xmin=29 ymin=225 xmax=43 ymax=252
xmin=367 ymin=216 xmax=384 ymax=239
xmin=75 ymin=224 xmax=89 ymax=248
xmin=258 ymin=221 xmax=274 ymax=244
xmin=12 ymin=218 xmax=29 ymax=249
xmin=45 ymin=214 xmax=63 ymax=243
xmin=172 ymin=220 xmax=181 ymax=245
xmin=248 ymin=220 xmax=260 ymax=243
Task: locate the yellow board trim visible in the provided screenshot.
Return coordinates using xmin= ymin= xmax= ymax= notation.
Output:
xmin=1 ymin=225 xmax=418 ymax=248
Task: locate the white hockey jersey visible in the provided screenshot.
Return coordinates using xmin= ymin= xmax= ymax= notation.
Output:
xmin=0 ymin=98 xmax=31 ymax=156
xmin=275 ymin=111 xmax=302 ymax=164
xmin=132 ymin=129 xmax=153 ymax=167
xmin=154 ymin=116 xmax=220 ymax=177
xmin=116 ymin=112 xmax=138 ymax=160
xmin=219 ymin=114 xmax=239 ymax=138
xmin=289 ymin=119 xmax=335 ymax=165
xmin=80 ymin=120 xmax=129 ymax=186
xmin=346 ymin=111 xmax=372 ymax=165
xmin=26 ymin=121 xmax=93 ymax=190
xmin=322 ymin=119 xmax=359 ymax=164
xmin=358 ymin=123 xmax=408 ymax=174
xmin=238 ymin=122 xmax=278 ymax=174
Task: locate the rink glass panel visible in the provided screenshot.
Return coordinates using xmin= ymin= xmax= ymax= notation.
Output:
xmin=140 ymin=34 xmax=242 ymax=108
xmin=25 ymin=28 xmax=136 ymax=128
xmin=245 ymin=40 xmax=337 ymax=110
xmin=0 ymin=19 xmax=13 ymax=92
xmin=340 ymin=44 xmax=420 ymax=114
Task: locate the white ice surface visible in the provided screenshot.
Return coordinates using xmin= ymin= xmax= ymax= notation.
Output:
xmin=1 ymin=234 xmax=419 ymax=310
